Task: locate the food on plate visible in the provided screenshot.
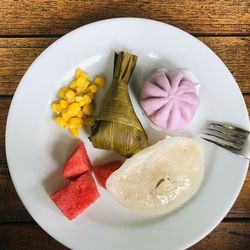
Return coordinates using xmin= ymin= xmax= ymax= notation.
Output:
xmin=106 ymin=136 xmax=203 ymax=216
xmin=140 ymin=71 xmax=200 ymax=131
xmin=50 ymin=172 xmax=99 ymax=220
xmin=90 ymin=51 xmax=148 ymax=157
xmin=62 ymin=142 xmax=91 ymax=179
xmin=91 ymin=161 xmax=122 ymax=189
xmin=51 ymin=68 xmax=106 ymax=137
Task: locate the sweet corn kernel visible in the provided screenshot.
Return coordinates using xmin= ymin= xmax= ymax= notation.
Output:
xmin=51 ymin=103 xmax=62 ymax=114
xmin=62 ymin=111 xmax=71 ymax=121
xmin=58 ymin=87 xmax=68 ymax=98
xmin=53 ymin=117 xmax=66 ymax=128
xmin=82 ymin=104 xmax=94 ymax=115
xmin=70 ymin=80 xmax=77 ymax=89
xmin=76 ymin=76 xmax=86 ymax=86
xmin=75 ymin=96 xmax=83 ymax=102
xmin=79 ymin=95 xmax=92 ymax=107
xmin=68 ymin=102 xmax=80 ymax=116
xmin=75 ymin=68 xmax=84 ymax=78
xmin=86 ymin=92 xmax=95 ymax=101
xmin=94 ymin=76 xmax=106 ymax=88
xmin=65 ymin=89 xmax=76 ymax=103
xmin=69 ymin=128 xmax=79 ymax=137
xmin=68 ymin=117 xmax=84 ymax=128
xmin=75 ymin=87 xmax=83 ymax=94
xmin=87 ymin=84 xmax=98 ymax=93
xmin=76 ymin=77 xmax=90 ymax=92
xmin=76 ymin=110 xmax=85 ymax=118
xmin=59 ymin=100 xmax=68 ymax=109
xmin=75 ymin=68 xmax=89 ymax=79
xmin=85 ymin=116 xmax=95 ymax=126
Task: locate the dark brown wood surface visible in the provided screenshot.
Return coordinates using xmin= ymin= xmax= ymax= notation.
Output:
xmin=0 ymin=0 xmax=249 ymax=249
xmin=0 ymin=0 xmax=249 ymax=35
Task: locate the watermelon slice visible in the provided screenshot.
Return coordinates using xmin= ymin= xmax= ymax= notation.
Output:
xmin=51 ymin=172 xmax=99 ymax=220
xmin=62 ymin=142 xmax=91 ymax=179
xmin=91 ymin=161 xmax=122 ymax=189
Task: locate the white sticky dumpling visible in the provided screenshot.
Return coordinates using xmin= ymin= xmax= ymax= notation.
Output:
xmin=106 ymin=137 xmax=203 ymax=216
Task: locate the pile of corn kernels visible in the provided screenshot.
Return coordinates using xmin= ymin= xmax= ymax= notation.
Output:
xmin=51 ymin=68 xmax=106 ymax=137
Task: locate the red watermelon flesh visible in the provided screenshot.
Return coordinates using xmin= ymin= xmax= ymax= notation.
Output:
xmin=50 ymin=172 xmax=99 ymax=220
xmin=62 ymin=142 xmax=91 ymax=179
xmin=91 ymin=161 xmax=122 ymax=189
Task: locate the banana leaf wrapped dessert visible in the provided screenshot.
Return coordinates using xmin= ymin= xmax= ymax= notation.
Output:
xmin=89 ymin=51 xmax=148 ymax=157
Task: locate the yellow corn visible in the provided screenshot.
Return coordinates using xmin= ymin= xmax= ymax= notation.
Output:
xmin=76 ymin=77 xmax=90 ymax=92
xmin=87 ymin=84 xmax=98 ymax=94
xmin=94 ymin=76 xmax=106 ymax=88
xmin=70 ymin=80 xmax=77 ymax=89
xmin=75 ymin=68 xmax=89 ymax=79
xmin=58 ymin=87 xmax=68 ymax=98
xmin=65 ymin=89 xmax=76 ymax=103
xmin=51 ymin=103 xmax=62 ymax=114
xmin=53 ymin=117 xmax=66 ymax=128
xmin=76 ymin=110 xmax=85 ymax=118
xmin=75 ymin=96 xmax=83 ymax=102
xmin=76 ymin=76 xmax=86 ymax=86
xmin=52 ymin=68 xmax=105 ymax=137
xmin=68 ymin=102 xmax=80 ymax=116
xmin=85 ymin=116 xmax=95 ymax=126
xmin=75 ymin=68 xmax=84 ymax=78
xmin=79 ymin=95 xmax=92 ymax=107
xmin=68 ymin=117 xmax=84 ymax=128
xmin=75 ymin=87 xmax=83 ymax=94
xmin=59 ymin=100 xmax=68 ymax=109
xmin=82 ymin=104 xmax=94 ymax=116
xmin=62 ymin=111 xmax=71 ymax=122
xmin=69 ymin=128 xmax=79 ymax=137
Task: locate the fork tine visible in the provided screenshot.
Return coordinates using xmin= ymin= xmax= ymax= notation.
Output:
xmin=204 ymin=122 xmax=249 ymax=140
xmin=206 ymin=121 xmax=249 ymax=136
xmin=201 ymin=137 xmax=241 ymax=154
xmin=202 ymin=121 xmax=250 ymax=159
xmin=202 ymin=130 xmax=244 ymax=146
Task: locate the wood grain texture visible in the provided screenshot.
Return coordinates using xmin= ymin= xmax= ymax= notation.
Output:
xmin=0 ymin=223 xmax=67 ymax=250
xmin=191 ymin=221 xmax=250 ymax=249
xmin=0 ymin=0 xmax=249 ymax=36
xmin=0 ymin=221 xmax=249 ymax=250
xmin=0 ymin=96 xmax=250 ymax=221
xmin=199 ymin=37 xmax=250 ymax=93
xmin=0 ymin=163 xmax=32 ymax=222
xmin=0 ymin=37 xmax=249 ymax=96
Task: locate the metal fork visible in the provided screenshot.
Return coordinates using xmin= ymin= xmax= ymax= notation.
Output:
xmin=201 ymin=121 xmax=250 ymax=160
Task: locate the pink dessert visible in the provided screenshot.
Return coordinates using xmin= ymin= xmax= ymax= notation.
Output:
xmin=140 ymin=71 xmax=200 ymax=131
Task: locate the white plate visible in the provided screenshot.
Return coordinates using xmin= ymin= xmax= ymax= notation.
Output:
xmin=6 ymin=18 xmax=249 ymax=250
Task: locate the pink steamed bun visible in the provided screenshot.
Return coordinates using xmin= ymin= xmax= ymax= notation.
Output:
xmin=140 ymin=71 xmax=200 ymax=131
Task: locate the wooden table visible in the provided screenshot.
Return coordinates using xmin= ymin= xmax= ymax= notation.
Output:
xmin=0 ymin=1 xmax=249 ymax=249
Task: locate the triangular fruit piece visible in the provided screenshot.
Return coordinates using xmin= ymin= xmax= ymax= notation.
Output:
xmin=62 ymin=142 xmax=91 ymax=179
xmin=91 ymin=161 xmax=122 ymax=189
xmin=51 ymin=172 xmax=99 ymax=220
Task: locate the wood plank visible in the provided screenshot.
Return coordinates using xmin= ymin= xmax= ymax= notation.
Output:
xmin=0 ymin=163 xmax=32 ymax=222
xmin=191 ymin=221 xmax=250 ymax=249
xmin=0 ymin=221 xmax=249 ymax=250
xmin=0 ymin=37 xmax=249 ymax=96
xmin=0 ymin=38 xmax=56 ymax=96
xmin=0 ymin=0 xmax=249 ymax=36
xmin=0 ymin=223 xmax=67 ymax=250
xmin=0 ymin=96 xmax=250 ymax=221
xmin=199 ymin=37 xmax=250 ymax=94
